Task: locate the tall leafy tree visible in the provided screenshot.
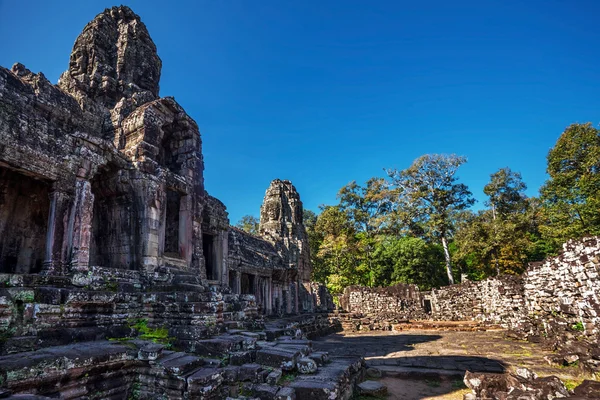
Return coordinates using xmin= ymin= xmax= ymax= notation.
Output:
xmin=386 ymin=154 xmax=475 ymax=284
xmin=372 ymin=236 xmax=446 ymax=290
xmin=337 ymin=178 xmax=391 ymax=286
xmin=540 ymin=123 xmax=600 ymax=242
xmin=236 ymin=215 xmax=259 ymax=235
xmin=313 ymin=206 xmax=362 ymax=293
xmin=483 ymin=167 xmax=529 ymax=274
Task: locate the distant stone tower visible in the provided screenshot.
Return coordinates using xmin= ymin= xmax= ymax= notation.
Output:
xmin=259 ymin=179 xmax=311 ymax=282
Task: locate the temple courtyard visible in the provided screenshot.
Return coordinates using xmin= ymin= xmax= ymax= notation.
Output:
xmin=313 ymin=326 xmax=587 ymax=399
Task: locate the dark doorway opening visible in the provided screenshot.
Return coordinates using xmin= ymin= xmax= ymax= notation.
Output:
xmin=241 ymin=273 xmax=255 ymax=295
xmin=0 ymin=167 xmax=50 ymax=274
xmin=424 ymin=299 xmax=432 ymax=314
xmin=164 ymin=189 xmax=181 ymax=257
xmin=90 ymin=168 xmax=136 ymax=269
xmin=203 ymin=233 xmax=217 ymax=280
xmin=229 ymin=270 xmax=237 ymax=293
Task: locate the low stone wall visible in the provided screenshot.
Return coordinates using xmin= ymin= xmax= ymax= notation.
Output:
xmin=430 ymin=275 xmax=526 ymax=327
xmin=339 ymin=283 xmax=427 ymax=320
xmin=340 ymin=237 xmax=600 ymax=341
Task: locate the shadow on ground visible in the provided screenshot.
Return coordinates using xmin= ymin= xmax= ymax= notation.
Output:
xmin=314 ymin=333 xmax=507 ymax=399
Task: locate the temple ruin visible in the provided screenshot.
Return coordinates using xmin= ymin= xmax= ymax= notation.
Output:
xmin=1 ymin=5 xmax=599 ymax=400
xmin=0 ymin=6 xmax=346 ymax=399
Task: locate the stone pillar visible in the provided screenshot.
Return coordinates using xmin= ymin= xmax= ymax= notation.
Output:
xmin=220 ymin=230 xmax=228 ymax=286
xmin=295 ymin=279 xmax=300 ymax=314
xmin=235 ymin=271 xmax=241 ymax=295
xmin=266 ymin=276 xmax=273 ymax=315
xmin=68 ymin=179 xmax=94 ymax=272
xmin=42 ymin=189 xmax=71 ymax=275
xmin=180 ymin=194 xmax=193 ymax=266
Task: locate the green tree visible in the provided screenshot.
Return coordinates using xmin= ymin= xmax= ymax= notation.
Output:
xmin=313 ymin=206 xmax=362 ymax=293
xmin=455 ymin=169 xmax=551 ymax=278
xmin=337 ymin=178 xmax=391 ymax=286
xmin=483 ymin=167 xmax=529 ymax=275
xmin=372 ymin=236 xmax=446 ymax=290
xmin=304 ymin=209 xmax=325 ymax=283
xmin=540 ymin=123 xmax=600 ymax=243
xmin=386 ymin=154 xmax=475 ymax=285
xmin=236 ymin=215 xmax=259 ymax=235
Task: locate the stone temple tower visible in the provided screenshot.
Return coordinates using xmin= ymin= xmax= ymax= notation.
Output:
xmin=259 ymin=179 xmax=311 ymax=282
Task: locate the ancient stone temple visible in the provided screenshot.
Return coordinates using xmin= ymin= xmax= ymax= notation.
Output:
xmin=0 ymin=6 xmax=347 ymax=399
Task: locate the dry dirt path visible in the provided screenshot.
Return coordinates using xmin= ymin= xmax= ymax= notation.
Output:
xmin=313 ymin=329 xmax=585 ymax=399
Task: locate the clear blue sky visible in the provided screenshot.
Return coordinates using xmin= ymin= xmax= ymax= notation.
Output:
xmin=1 ymin=0 xmax=599 ymax=224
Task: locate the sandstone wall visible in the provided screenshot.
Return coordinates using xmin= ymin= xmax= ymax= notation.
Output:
xmin=340 ymin=283 xmax=426 ymax=319
xmin=340 ymin=237 xmax=600 ymax=340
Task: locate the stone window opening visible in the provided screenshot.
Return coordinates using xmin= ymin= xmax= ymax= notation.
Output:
xmin=241 ymin=273 xmax=255 ymax=295
xmin=0 ymin=166 xmax=50 ymax=274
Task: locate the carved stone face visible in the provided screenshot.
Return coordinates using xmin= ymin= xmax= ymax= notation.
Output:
xmin=264 ymin=201 xmax=281 ymax=222
xmin=69 ymin=47 xmax=89 ymax=79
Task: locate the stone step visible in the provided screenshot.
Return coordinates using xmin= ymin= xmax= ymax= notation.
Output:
xmin=186 ymin=367 xmax=226 ymax=398
xmin=273 ymin=343 xmax=311 ymax=356
xmin=307 ymin=351 xmax=330 ymax=366
xmin=255 ymin=347 xmax=300 ymax=370
xmin=156 ymin=352 xmax=204 ymax=375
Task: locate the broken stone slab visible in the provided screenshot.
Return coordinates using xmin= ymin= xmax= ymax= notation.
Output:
xmin=221 ymin=365 xmax=240 ymax=383
xmin=252 ymin=383 xmax=280 ymax=400
xmin=239 ymin=363 xmax=266 ymax=382
xmin=296 ymin=357 xmax=318 ymax=374
xmin=289 ymin=380 xmax=339 ymax=400
xmin=273 ymin=343 xmax=311 ymax=356
xmin=239 ymin=331 xmax=266 ymax=340
xmin=275 ymin=386 xmax=296 ymax=400
xmin=265 ymin=329 xmax=286 ymax=341
xmin=229 ymin=351 xmax=254 ymax=366
xmin=186 ymin=367 xmax=223 ymax=395
xmin=255 ymin=348 xmax=300 ymax=370
xmin=158 ymin=353 xmax=204 ymax=375
xmin=189 ymin=337 xmax=242 ymax=357
xmin=366 ymin=367 xmax=382 ymax=379
xmin=266 ymin=369 xmax=282 ymax=385
xmin=138 ymin=342 xmax=165 ymax=360
xmin=308 ymin=351 xmax=330 ymax=366
xmin=573 ymin=380 xmax=600 ymax=398
xmin=358 ymin=380 xmax=388 ymax=397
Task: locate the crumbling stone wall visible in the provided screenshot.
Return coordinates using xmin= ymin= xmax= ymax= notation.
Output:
xmin=430 ymin=275 xmax=526 ymax=327
xmin=340 ymin=283 xmax=426 ymax=319
xmin=340 ymin=237 xmax=600 ymax=341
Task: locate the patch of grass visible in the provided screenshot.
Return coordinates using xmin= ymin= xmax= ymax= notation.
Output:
xmin=127 ymin=382 xmax=141 ymax=400
xmin=0 ymin=327 xmax=16 ymax=344
xmin=452 ymin=379 xmax=467 ymax=389
xmin=105 ymin=281 xmax=119 ymax=292
xmin=564 ymin=378 xmax=584 ymax=391
xmin=130 ymin=318 xmax=174 ymax=347
xmin=425 ymin=379 xmax=441 ymax=388
xmin=506 ymin=347 xmax=533 ymax=357
xmin=571 ymin=321 xmax=584 ymax=332
xmin=280 ymin=372 xmax=298 ymax=384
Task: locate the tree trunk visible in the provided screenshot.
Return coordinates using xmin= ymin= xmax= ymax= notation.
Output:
xmin=441 ymin=235 xmax=454 ymax=285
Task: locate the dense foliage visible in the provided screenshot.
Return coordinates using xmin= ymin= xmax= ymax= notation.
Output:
xmin=235 ymin=215 xmax=260 ymax=235
xmin=305 ymin=123 xmax=600 ymax=294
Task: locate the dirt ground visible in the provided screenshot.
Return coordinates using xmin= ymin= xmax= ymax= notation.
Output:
xmin=313 ymin=329 xmax=588 ymax=400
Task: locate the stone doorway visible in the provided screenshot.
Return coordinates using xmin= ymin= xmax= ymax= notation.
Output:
xmin=0 ymin=166 xmax=50 ymax=274
xmin=89 ymin=169 xmax=137 ymax=269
